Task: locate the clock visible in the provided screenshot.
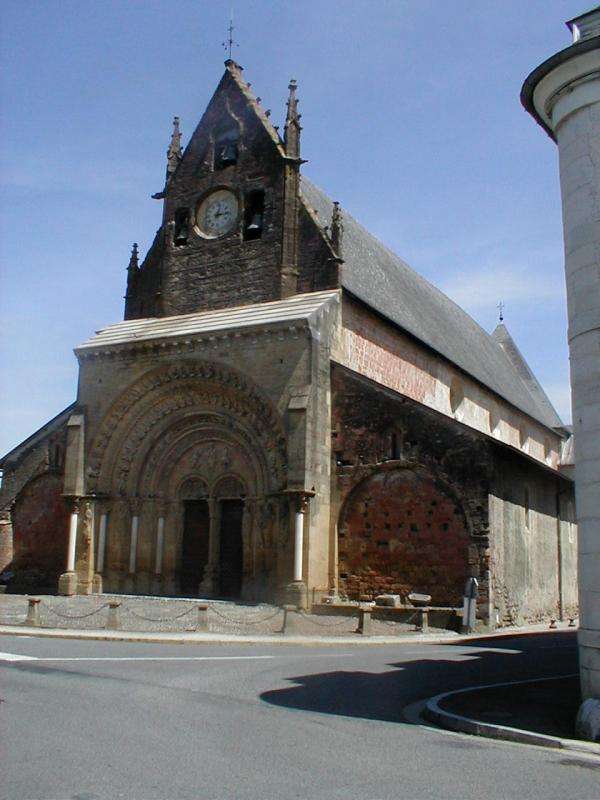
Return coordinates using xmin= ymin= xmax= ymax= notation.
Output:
xmin=195 ymin=189 xmax=239 ymax=238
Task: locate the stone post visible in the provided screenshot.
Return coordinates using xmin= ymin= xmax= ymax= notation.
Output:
xmin=196 ymin=603 xmax=209 ymax=632
xmin=58 ymin=498 xmax=80 ymax=595
xmin=106 ymin=601 xmax=121 ymax=630
xmin=25 ymin=598 xmax=41 ymax=627
xmin=282 ymin=604 xmax=302 ymax=636
xmin=357 ymin=604 xmax=372 ymax=636
xmin=521 ymin=9 xmax=600 ymax=737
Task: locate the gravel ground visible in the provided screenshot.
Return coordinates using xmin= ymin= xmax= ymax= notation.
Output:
xmin=0 ymin=593 xmax=420 ymax=636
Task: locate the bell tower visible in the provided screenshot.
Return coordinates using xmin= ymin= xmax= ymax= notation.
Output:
xmin=124 ymin=60 xmax=307 ymax=320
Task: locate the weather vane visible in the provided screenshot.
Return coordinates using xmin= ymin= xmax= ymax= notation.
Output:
xmin=497 ymin=300 xmax=505 ymax=323
xmin=222 ymin=11 xmax=238 ymax=60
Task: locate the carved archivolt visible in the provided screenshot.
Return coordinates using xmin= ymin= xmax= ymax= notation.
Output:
xmin=87 ymin=361 xmax=286 ymax=496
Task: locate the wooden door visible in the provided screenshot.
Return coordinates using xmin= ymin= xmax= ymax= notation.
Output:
xmin=219 ymin=499 xmax=244 ymax=598
xmin=180 ymin=499 xmax=210 ymax=596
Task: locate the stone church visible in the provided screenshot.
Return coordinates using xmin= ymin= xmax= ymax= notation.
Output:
xmin=0 ymin=60 xmax=578 ymax=626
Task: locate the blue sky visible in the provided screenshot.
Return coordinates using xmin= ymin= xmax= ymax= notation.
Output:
xmin=0 ymin=0 xmax=584 ymax=454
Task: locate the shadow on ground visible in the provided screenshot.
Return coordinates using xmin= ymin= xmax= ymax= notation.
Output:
xmin=260 ymin=631 xmax=580 ymax=737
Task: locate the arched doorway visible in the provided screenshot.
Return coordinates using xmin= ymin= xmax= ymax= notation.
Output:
xmin=338 ymin=468 xmax=469 ymax=604
xmin=215 ymin=477 xmax=246 ymax=599
xmin=179 ymin=478 xmax=210 ymax=596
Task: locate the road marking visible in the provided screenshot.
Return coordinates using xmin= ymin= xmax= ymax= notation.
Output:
xmin=0 ymin=652 xmax=38 ymax=661
xmin=24 ymin=655 xmax=277 ymax=662
xmin=1 ymin=653 xmax=354 ymax=663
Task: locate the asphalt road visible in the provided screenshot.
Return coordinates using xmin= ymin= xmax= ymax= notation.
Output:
xmin=1 ymin=631 xmax=598 ymax=800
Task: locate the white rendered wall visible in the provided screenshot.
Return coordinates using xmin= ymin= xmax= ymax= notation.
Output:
xmin=555 ymin=96 xmax=600 ymax=700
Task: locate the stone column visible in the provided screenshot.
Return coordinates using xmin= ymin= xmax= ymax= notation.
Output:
xmin=58 ymin=498 xmax=80 ymax=595
xmin=152 ymin=501 xmax=167 ymax=595
xmin=522 ymin=10 xmax=600 ymax=736
xmin=75 ymin=498 xmax=95 ymax=595
xmin=285 ymin=491 xmax=312 ymax=608
xmin=241 ymin=498 xmax=256 ymax=601
xmin=125 ymin=499 xmax=141 ymax=592
xmin=94 ymin=507 xmax=108 ymax=594
xmin=155 ymin=514 xmax=165 ymax=576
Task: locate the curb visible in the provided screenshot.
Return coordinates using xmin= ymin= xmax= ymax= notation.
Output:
xmin=0 ymin=624 xmax=464 ymax=647
xmin=423 ymin=674 xmax=600 ymax=755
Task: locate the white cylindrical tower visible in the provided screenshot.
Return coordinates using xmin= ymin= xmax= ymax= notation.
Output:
xmin=522 ymin=8 xmax=600 ymax=739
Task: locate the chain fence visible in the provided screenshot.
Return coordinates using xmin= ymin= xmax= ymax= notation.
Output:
xmin=209 ymin=604 xmax=283 ymax=626
xmin=40 ymin=601 xmax=111 ymax=620
xmin=4 ymin=595 xmax=423 ymax=635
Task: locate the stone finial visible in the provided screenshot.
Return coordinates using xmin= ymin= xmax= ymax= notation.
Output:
xmin=330 ymin=201 xmax=344 ymax=257
xmin=166 ymin=116 xmax=182 ymax=180
xmin=284 ymin=79 xmax=301 ymax=158
xmin=127 ymin=243 xmax=139 ymax=273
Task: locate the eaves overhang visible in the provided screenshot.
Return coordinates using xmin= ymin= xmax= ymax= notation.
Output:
xmin=75 ymin=290 xmax=340 ymax=360
xmin=521 ymin=34 xmax=600 ymax=140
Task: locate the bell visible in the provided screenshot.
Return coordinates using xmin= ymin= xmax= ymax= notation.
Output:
xmin=247 ymin=213 xmax=263 ymax=232
xmin=174 ymin=219 xmax=189 ymax=245
xmin=220 ymin=141 xmax=238 ymax=165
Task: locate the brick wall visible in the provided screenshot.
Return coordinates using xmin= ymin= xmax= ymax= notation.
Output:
xmin=338 ymin=468 xmax=470 ymax=604
xmin=11 ymin=473 xmax=70 ymax=590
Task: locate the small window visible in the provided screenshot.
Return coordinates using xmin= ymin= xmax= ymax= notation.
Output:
xmin=174 ymin=208 xmax=189 ymax=246
xmin=243 ymin=190 xmax=265 ymax=240
xmin=214 ymin=129 xmax=239 ymax=170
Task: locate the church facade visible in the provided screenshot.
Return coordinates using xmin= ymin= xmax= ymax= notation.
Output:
xmin=0 ymin=61 xmax=578 ymax=626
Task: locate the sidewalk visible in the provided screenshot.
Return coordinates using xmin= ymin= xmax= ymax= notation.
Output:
xmin=0 ymin=592 xmax=452 ymax=642
xmin=0 ymin=590 xmax=577 ymax=647
xmin=424 ymin=674 xmax=600 ymax=755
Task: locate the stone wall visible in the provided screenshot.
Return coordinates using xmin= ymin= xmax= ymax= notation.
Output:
xmin=73 ymin=301 xmax=337 ymax=603
xmin=489 ymin=450 xmax=578 ymax=626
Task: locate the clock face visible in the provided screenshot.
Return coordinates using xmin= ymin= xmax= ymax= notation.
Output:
xmin=196 ymin=189 xmax=239 ymax=238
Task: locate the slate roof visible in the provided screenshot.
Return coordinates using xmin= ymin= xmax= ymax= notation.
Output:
xmin=300 ymin=177 xmax=564 ymax=432
xmin=76 ymin=290 xmax=339 ymax=352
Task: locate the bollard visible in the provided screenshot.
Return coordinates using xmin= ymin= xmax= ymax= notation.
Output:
xmin=357 ymin=604 xmax=372 ymax=636
xmin=282 ymin=604 xmax=300 ymax=636
xmin=196 ymin=603 xmax=209 ymax=632
xmin=106 ymin=601 xmax=121 ymax=630
xmin=417 ymin=608 xmax=429 ymax=633
xmin=25 ymin=598 xmax=41 ymax=627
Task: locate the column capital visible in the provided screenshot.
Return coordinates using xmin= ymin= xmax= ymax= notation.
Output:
xmin=128 ymin=496 xmax=143 ymax=515
xmin=285 ymin=489 xmax=315 ymax=514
